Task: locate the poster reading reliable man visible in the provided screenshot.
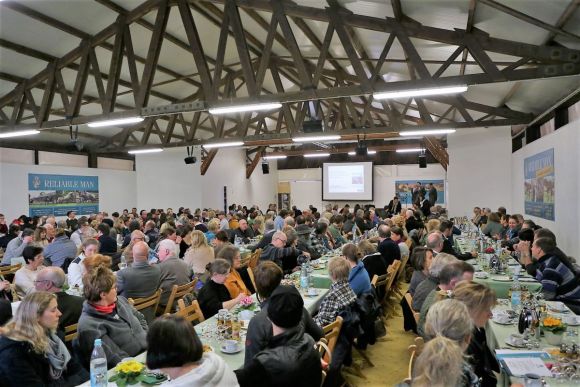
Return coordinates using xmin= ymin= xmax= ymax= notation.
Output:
xmin=28 ymin=174 xmax=99 ymax=217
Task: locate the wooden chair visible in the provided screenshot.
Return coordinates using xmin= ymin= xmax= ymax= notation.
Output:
xmin=247 ymin=266 xmax=257 ymax=293
xmin=64 ymin=323 xmax=78 ymax=343
xmin=247 ymin=248 xmax=261 ymax=269
xmin=315 ymin=339 xmax=331 ymax=387
xmin=174 ymin=298 xmax=205 ymax=325
xmin=128 ymin=289 xmax=162 ymax=324
xmin=404 ymin=292 xmax=420 ymax=324
xmin=405 ymin=337 xmax=425 ymax=382
xmin=393 ymin=254 xmax=410 ymax=297
xmin=161 ymin=280 xmax=196 ymax=315
xmin=0 ymin=263 xmax=22 ymax=282
xmin=322 ymin=316 xmax=343 ymax=364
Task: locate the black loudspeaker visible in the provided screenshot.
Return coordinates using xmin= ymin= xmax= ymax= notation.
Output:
xmin=418 ymin=155 xmax=427 ymax=168
xmin=184 ymin=156 xmax=197 ymax=164
xmin=262 ymin=163 xmax=270 ymax=174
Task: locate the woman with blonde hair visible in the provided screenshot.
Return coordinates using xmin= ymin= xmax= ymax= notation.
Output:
xmin=184 ymin=230 xmax=215 ymax=276
xmin=0 ymin=292 xmax=88 ymax=385
xmin=33 ymin=226 xmax=49 ymax=247
xmin=82 ymin=253 xmax=112 ymax=273
xmin=452 ymin=281 xmax=499 ymax=387
xmin=205 ymin=219 xmax=220 ymax=243
xmin=424 ymin=299 xmax=479 ymax=387
xmin=398 ymin=336 xmax=465 ymax=387
xmin=68 ymin=238 xmax=100 ymax=288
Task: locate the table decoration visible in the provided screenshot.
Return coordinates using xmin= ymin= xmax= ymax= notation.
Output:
xmin=108 ymin=360 xmax=166 ymax=386
xmin=542 ymin=316 xmax=567 ymax=345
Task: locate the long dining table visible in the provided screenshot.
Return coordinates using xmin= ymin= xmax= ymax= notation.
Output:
xmin=77 ymin=287 xmax=329 ymax=386
xmin=487 ymin=300 xmax=579 ymax=386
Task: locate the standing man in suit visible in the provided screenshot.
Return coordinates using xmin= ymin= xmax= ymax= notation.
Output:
xmin=427 ymin=183 xmax=438 ymax=206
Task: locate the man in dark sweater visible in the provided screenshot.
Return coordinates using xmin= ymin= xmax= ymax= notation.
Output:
xmin=260 ymin=231 xmax=308 ymax=270
xmin=377 ymin=224 xmax=400 ymax=268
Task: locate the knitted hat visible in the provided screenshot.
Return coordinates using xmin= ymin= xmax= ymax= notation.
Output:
xmin=267 ymin=285 xmax=304 ymax=329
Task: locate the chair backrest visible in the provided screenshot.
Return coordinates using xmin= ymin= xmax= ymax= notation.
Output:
xmin=248 ymin=249 xmax=261 ymax=269
xmin=247 ymin=266 xmax=257 ymax=293
xmin=0 ymin=263 xmax=22 ymax=281
xmin=174 ymin=298 xmax=205 ymax=325
xmin=385 ymin=260 xmax=401 ymax=290
xmin=322 ymin=316 xmax=343 ymax=363
xmin=315 ymin=339 xmax=331 ymax=387
xmin=406 ymin=336 xmax=425 ymax=381
xmin=162 ymin=280 xmax=196 ymax=315
xmin=128 ymin=289 xmax=162 ymax=323
xmin=404 ymin=292 xmax=420 ymax=323
xmin=64 ymin=323 xmax=78 ymax=343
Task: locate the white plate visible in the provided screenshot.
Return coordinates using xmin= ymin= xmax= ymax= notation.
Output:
xmin=518 ymin=277 xmax=537 ymax=282
xmin=474 ymin=272 xmax=488 ymax=279
xmin=565 ymin=316 xmax=580 ymax=326
xmin=220 ymin=345 xmax=242 ymax=354
xmin=547 ymin=302 xmax=568 ymax=313
xmin=492 ymin=317 xmax=515 ymax=325
xmin=492 ymin=276 xmax=512 ymax=282
xmin=504 ymin=338 xmax=526 ymax=348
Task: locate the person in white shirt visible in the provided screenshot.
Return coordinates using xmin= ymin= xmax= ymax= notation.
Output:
xmin=67 ymin=239 xmax=100 ymax=289
xmin=70 ymin=217 xmax=90 ymax=248
xmin=14 ymin=245 xmax=46 ymax=298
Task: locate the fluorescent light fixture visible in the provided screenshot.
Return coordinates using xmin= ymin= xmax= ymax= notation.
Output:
xmin=208 ymin=102 xmax=282 ymax=115
xmin=203 ymin=141 xmax=244 ymax=149
xmin=0 ymin=129 xmax=40 ymax=138
xmin=396 ymin=148 xmax=423 ymax=153
xmin=293 ymin=135 xmax=341 ymax=142
xmin=348 ymin=150 xmax=377 ymax=156
xmin=263 ymin=155 xmax=287 ymax=160
xmin=399 ymin=129 xmax=456 ymax=136
xmin=304 ymin=153 xmax=330 ymax=158
xmin=373 ymin=85 xmax=468 ymax=100
xmin=88 ymin=117 xmax=144 ymax=128
xmin=128 ymin=148 xmax=163 ymax=154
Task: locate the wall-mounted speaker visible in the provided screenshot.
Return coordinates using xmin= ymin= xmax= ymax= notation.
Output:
xmin=262 ymin=163 xmax=270 ymax=174
xmin=418 ymin=154 xmax=427 ymax=168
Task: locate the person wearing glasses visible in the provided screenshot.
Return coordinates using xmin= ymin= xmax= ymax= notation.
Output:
xmin=14 ymin=245 xmax=46 ymax=298
xmin=34 ymin=266 xmax=83 ymax=340
xmin=260 ymin=231 xmax=309 ymax=271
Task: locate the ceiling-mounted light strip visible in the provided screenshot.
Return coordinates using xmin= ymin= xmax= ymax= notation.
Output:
xmin=128 ymin=148 xmax=163 ymax=154
xmin=293 ymin=135 xmax=341 ymax=142
xmin=348 ymin=150 xmax=377 ymax=155
xmin=263 ymin=155 xmax=287 ymax=160
xmin=203 ymin=141 xmax=245 ymax=149
xmin=399 ymin=129 xmax=456 ymax=136
xmin=304 ymin=153 xmax=330 ymax=158
xmin=373 ymin=85 xmax=468 ymax=100
xmin=208 ymin=102 xmax=282 ymax=115
xmin=88 ymin=117 xmax=144 ymax=128
xmin=0 ymin=129 xmax=40 ymax=139
xmin=396 ymin=148 xmax=423 ymax=153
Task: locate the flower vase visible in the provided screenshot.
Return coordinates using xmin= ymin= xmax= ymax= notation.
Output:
xmin=544 ymin=331 xmax=564 ymax=345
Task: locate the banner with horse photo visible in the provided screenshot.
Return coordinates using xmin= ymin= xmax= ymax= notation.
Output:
xmin=28 ymin=174 xmax=99 ymax=217
xmin=524 ymin=148 xmax=555 ymax=221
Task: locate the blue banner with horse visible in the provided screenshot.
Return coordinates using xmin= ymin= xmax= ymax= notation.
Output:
xmin=28 ymin=174 xmax=99 ymax=217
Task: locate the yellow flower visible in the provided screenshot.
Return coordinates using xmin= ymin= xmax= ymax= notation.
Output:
xmin=128 ymin=363 xmax=143 ymax=373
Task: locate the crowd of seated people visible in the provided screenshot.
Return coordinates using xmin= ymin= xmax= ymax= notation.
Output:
xmin=0 ymin=200 xmax=579 ymax=386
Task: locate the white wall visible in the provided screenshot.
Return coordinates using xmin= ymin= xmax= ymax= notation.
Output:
xmin=136 ymin=147 xmax=278 ymax=212
xmin=511 ymin=119 xmax=580 ymax=255
xmin=447 ymin=126 xmax=512 ymax=217
xmin=0 ymin=162 xmax=136 ymax=221
xmin=278 ymin=163 xmax=447 ymax=210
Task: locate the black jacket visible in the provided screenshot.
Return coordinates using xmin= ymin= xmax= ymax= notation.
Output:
xmin=197 ymin=280 xmax=232 ymax=319
xmin=235 ymin=326 xmax=322 ymax=387
xmin=467 ymin=327 xmax=499 ymax=387
xmin=0 ymin=336 xmax=88 ymax=387
xmin=441 ymin=238 xmax=473 ymax=261
xmin=377 ymin=238 xmax=401 ymax=268
xmin=98 ymin=235 xmax=118 ymax=255
xmin=55 ymin=291 xmax=83 ymax=338
xmin=244 ymin=299 xmax=323 ymax=365
xmin=405 ymin=217 xmax=424 ymax=233
xmin=231 ymin=227 xmax=255 ymax=244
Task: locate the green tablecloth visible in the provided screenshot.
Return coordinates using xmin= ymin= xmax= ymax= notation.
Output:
xmin=473 ymin=275 xmax=543 ymax=299
xmin=487 ymin=301 xmax=579 ymax=386
xmin=80 ymin=289 xmax=330 ymax=386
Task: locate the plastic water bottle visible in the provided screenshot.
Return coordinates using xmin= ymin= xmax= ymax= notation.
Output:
xmin=119 ymin=254 xmax=127 ymax=270
xmin=510 ymin=273 xmax=522 ymax=312
xmin=90 ymin=338 xmax=108 ymax=387
xmin=300 ymin=263 xmax=308 ymax=289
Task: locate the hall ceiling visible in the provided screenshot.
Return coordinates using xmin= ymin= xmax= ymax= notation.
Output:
xmin=1 ymin=0 xmax=580 ymax=167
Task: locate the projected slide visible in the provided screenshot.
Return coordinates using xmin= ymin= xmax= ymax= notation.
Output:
xmin=328 ymin=165 xmax=365 ymax=193
xmin=323 ymin=162 xmax=373 ymax=201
